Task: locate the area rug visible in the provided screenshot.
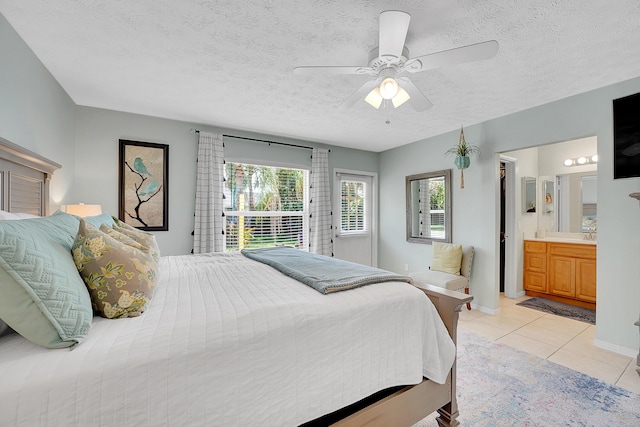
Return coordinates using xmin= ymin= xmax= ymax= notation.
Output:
xmin=414 ymin=330 xmax=640 ymax=427
xmin=516 ymin=297 xmax=596 ymax=325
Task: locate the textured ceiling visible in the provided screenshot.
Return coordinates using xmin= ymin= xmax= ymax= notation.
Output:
xmin=1 ymin=1 xmax=640 ymax=152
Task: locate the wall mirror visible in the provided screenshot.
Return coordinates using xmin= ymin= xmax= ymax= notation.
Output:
xmin=543 ymin=180 xmax=554 ymax=214
xmin=406 ymin=169 xmax=452 ymax=244
xmin=556 ymin=172 xmax=597 ymax=232
xmin=522 ymin=176 xmax=537 ymax=213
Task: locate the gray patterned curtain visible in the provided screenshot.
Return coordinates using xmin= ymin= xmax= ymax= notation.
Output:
xmin=193 ymin=132 xmax=225 ymax=253
xmin=309 ymin=148 xmax=332 ymax=256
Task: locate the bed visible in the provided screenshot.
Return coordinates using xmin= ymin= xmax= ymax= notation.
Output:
xmin=0 ymin=137 xmax=473 ymax=427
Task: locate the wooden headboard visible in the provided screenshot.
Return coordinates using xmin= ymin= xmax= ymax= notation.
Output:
xmin=0 ymin=137 xmax=61 ymax=216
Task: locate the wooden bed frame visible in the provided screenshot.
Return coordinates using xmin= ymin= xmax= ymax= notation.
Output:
xmin=310 ymin=283 xmax=472 ymax=427
xmin=0 ymin=137 xmax=473 ymax=427
xmin=0 ymin=137 xmax=59 ymax=215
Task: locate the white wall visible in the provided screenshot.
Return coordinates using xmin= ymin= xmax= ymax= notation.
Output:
xmin=380 ymin=78 xmax=640 ymax=355
xmin=3 ymin=11 xmax=638 ymax=355
xmin=502 ymin=137 xmax=599 ymax=232
xmin=74 ymin=107 xmax=379 ymax=256
xmin=1 ymin=14 xmax=379 ymax=257
xmin=510 ymin=147 xmax=539 ymax=234
xmin=537 ymin=136 xmax=597 ymax=177
xmin=73 ymin=107 xmax=199 ymax=255
xmin=0 ymin=13 xmax=76 ymax=211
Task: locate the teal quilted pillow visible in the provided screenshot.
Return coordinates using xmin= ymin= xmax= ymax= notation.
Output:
xmin=0 ymin=213 xmax=93 ymax=348
xmin=84 ymin=212 xmax=116 ymax=229
xmin=54 ymin=209 xmax=116 ymax=229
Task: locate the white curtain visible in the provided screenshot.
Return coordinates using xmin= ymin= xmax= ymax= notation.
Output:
xmin=193 ymin=132 xmax=225 ymax=253
xmin=309 ymin=148 xmax=332 ymax=256
xmin=419 ymin=178 xmax=431 ymax=237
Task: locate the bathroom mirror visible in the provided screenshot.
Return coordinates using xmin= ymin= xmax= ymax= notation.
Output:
xmin=543 ymin=180 xmax=554 ymax=214
xmin=556 ymin=172 xmax=597 ymax=232
xmin=580 ymin=175 xmax=597 ymax=232
xmin=406 ymin=169 xmax=452 ymax=244
xmin=522 ymin=176 xmax=537 ymax=213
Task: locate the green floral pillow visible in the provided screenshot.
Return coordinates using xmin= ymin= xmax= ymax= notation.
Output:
xmin=73 ymin=219 xmax=158 ymax=319
xmin=112 ymin=218 xmax=161 ymax=262
xmin=100 ymin=224 xmax=147 ymax=250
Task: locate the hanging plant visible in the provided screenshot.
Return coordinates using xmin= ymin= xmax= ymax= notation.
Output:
xmin=445 ymin=126 xmax=480 ymax=189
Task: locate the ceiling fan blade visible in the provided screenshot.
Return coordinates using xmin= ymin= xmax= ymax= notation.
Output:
xmin=404 ymin=40 xmax=499 ymax=73
xmin=338 ymin=79 xmax=381 ymax=110
xmin=396 ymin=77 xmax=432 ymax=111
xmin=294 ymin=66 xmax=373 ymax=75
xmin=379 ymin=10 xmax=410 ymax=63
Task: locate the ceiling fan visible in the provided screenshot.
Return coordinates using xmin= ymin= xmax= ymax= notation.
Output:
xmin=294 ymin=10 xmax=499 ymax=112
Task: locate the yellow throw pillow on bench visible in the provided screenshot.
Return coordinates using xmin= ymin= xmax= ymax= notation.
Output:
xmin=431 ymin=242 xmax=462 ymax=276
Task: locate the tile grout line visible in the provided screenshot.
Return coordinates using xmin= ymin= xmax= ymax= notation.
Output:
xmin=613 ymin=359 xmax=635 ymax=387
xmin=494 ymin=296 xmax=637 ymax=391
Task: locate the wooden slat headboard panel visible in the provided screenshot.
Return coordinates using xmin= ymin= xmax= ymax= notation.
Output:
xmin=0 ymin=137 xmax=61 ymax=215
xmin=8 ymin=173 xmax=44 ymax=215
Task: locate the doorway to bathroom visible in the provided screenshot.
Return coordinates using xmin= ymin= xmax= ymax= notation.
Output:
xmin=499 ymin=155 xmax=518 ymax=298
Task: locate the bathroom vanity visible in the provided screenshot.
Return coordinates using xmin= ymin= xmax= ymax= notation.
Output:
xmin=524 ymin=238 xmax=596 ymax=310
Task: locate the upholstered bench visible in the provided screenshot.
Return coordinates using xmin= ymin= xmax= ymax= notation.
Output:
xmin=409 ymin=243 xmax=474 ymax=310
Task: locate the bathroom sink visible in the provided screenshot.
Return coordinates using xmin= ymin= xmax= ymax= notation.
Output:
xmin=536 ymin=237 xmax=596 ymax=244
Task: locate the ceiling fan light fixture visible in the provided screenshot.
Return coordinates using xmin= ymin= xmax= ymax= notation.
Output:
xmin=294 ymin=10 xmax=500 ymax=113
xmin=391 ymin=86 xmax=411 ymax=108
xmin=379 ymin=77 xmax=399 ymax=99
xmin=364 ymin=87 xmax=383 ymax=109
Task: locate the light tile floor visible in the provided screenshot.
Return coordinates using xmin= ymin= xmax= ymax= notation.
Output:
xmin=459 ymin=293 xmax=640 ymax=394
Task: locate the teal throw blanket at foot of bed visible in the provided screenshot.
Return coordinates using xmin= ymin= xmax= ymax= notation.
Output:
xmin=241 ymin=246 xmax=412 ymax=294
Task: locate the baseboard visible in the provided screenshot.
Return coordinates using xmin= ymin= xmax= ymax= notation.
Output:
xmin=593 ymin=338 xmax=638 ymax=359
xmin=504 ymin=290 xmax=526 ymax=298
xmin=472 ymin=303 xmax=500 ymax=316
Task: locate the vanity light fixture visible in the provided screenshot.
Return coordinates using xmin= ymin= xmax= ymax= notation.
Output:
xmin=563 ymin=154 xmax=598 ymax=167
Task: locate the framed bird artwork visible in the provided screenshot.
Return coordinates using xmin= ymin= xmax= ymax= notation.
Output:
xmin=119 ymin=139 xmax=169 ymax=231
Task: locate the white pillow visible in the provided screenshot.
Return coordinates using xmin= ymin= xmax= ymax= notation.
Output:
xmin=15 ymin=213 xmax=39 ymax=219
xmin=0 ymin=210 xmax=19 ymax=220
xmin=0 ymin=210 xmax=39 ymax=220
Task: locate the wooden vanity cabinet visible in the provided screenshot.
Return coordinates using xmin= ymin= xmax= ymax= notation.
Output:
xmin=524 ymin=241 xmax=548 ymax=293
xmin=549 ymin=243 xmax=596 ymax=303
xmin=524 ymin=240 xmax=596 ymax=310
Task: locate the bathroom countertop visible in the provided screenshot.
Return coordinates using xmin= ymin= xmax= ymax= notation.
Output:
xmin=524 ymin=236 xmax=596 ymax=245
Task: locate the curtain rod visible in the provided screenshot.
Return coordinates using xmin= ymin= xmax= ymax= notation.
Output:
xmin=190 ymin=128 xmax=321 ymax=151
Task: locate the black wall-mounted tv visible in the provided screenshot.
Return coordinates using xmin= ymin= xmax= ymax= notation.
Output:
xmin=613 ymin=92 xmax=640 ymax=179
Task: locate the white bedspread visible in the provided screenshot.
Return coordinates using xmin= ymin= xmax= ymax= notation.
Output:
xmin=0 ymin=253 xmax=455 ymax=426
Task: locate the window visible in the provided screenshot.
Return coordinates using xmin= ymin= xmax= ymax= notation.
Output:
xmin=224 ymin=162 xmax=308 ymax=251
xmin=340 ymin=179 xmax=367 ymax=233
